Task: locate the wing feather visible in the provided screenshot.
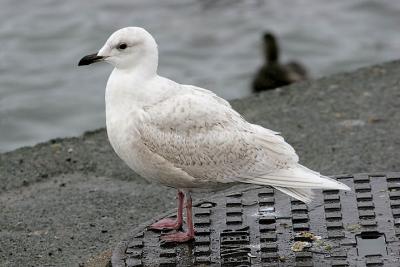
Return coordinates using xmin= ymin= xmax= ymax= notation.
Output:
xmin=138 ymin=88 xmax=299 ymax=185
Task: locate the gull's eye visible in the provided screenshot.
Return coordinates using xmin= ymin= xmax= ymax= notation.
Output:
xmin=118 ymin=43 xmax=127 ymax=50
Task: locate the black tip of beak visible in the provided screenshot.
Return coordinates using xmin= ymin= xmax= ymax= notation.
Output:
xmin=78 ymin=53 xmax=104 ymax=66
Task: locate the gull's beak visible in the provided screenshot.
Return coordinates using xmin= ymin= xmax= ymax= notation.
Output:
xmin=78 ymin=53 xmax=104 ymax=66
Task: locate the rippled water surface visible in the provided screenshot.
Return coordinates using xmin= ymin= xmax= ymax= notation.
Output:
xmin=1 ymin=0 xmax=399 ymax=151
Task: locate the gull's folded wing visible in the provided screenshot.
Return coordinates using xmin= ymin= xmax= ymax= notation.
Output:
xmin=139 ymin=89 xmax=299 ymax=184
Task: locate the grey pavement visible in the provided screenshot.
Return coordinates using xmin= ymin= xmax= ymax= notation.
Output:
xmin=1 ymin=60 xmax=400 ymax=266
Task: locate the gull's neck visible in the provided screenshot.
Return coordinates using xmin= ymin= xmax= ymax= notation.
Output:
xmin=106 ymin=71 xmax=156 ymax=109
xmin=105 ymin=49 xmax=174 ymax=113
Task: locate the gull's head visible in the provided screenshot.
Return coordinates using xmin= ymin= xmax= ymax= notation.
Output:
xmin=78 ymin=27 xmax=158 ymax=70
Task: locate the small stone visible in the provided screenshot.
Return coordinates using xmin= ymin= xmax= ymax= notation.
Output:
xmin=51 ymin=143 xmax=62 ymax=150
xmin=339 ymin=119 xmax=365 ymax=128
xmin=368 ymin=116 xmax=383 ymax=124
xmin=291 ymin=241 xmax=311 ymax=252
xmin=346 ymin=223 xmax=362 ymax=232
xmin=295 ymin=231 xmax=321 ymax=242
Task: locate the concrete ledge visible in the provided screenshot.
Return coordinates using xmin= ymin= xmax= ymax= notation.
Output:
xmin=1 ymin=60 xmax=400 ymax=266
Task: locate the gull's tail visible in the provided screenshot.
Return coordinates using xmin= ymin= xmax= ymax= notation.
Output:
xmin=243 ymin=164 xmax=350 ymax=203
xmin=274 ymin=187 xmax=315 ymax=203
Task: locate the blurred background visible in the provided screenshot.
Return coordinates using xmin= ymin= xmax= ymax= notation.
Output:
xmin=0 ymin=0 xmax=399 ymax=152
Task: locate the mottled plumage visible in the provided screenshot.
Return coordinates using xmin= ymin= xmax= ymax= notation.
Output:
xmin=79 ymin=27 xmax=349 ymax=242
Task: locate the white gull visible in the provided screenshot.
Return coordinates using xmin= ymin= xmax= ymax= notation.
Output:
xmin=78 ymin=27 xmax=350 ymax=242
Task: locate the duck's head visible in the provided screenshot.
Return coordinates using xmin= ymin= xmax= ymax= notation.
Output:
xmin=78 ymin=27 xmax=158 ymax=71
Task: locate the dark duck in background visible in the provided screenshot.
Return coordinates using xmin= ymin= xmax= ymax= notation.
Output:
xmin=252 ymin=32 xmax=308 ymax=92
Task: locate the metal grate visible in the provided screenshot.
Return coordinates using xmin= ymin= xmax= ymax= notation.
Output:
xmin=112 ymin=173 xmax=400 ymax=266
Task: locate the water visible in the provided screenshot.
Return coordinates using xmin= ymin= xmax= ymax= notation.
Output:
xmin=0 ymin=0 xmax=399 ymax=152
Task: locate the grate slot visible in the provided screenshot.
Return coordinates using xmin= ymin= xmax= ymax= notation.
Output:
xmin=112 ymin=173 xmax=400 ymax=267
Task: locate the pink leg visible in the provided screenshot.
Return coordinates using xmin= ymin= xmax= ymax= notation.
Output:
xmin=161 ymin=192 xmax=195 ymax=242
xmin=150 ymin=191 xmax=184 ymax=230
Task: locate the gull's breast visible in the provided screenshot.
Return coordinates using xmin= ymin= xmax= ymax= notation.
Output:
xmin=106 ymin=107 xmax=145 ymax=168
xmin=106 ymin=107 xmax=200 ymax=188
